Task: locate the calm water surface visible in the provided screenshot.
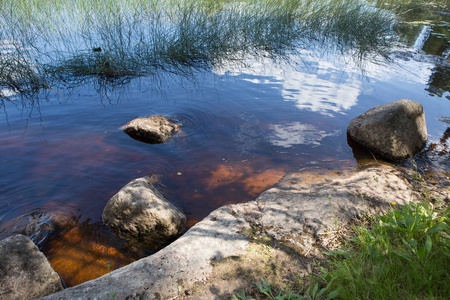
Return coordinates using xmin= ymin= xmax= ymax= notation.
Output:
xmin=0 ymin=2 xmax=449 ymax=286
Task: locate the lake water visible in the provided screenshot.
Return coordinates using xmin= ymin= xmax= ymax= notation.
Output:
xmin=0 ymin=0 xmax=449 ymax=286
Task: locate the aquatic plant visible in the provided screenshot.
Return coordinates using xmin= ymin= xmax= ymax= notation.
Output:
xmin=0 ymin=0 xmax=396 ymax=95
xmin=0 ymin=40 xmax=48 ymax=96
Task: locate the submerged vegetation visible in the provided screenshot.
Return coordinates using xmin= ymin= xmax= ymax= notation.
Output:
xmin=0 ymin=0 xmax=397 ymax=96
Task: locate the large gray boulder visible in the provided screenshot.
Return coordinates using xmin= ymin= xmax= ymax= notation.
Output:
xmin=348 ymin=99 xmax=427 ymax=161
xmin=0 ymin=234 xmax=63 ymax=299
xmin=102 ymin=177 xmax=186 ymax=246
xmin=120 ymin=115 xmax=180 ymax=144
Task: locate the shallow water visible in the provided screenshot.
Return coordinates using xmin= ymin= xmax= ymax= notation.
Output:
xmin=0 ymin=0 xmax=449 ymax=287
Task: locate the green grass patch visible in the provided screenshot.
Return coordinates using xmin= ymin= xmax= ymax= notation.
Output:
xmin=324 ymin=201 xmax=449 ymax=299
xmin=235 ymin=201 xmax=450 ymax=299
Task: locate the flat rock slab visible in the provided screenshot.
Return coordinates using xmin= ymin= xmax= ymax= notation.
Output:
xmin=40 ymin=164 xmax=424 ymax=300
xmin=348 ymin=99 xmax=427 ymax=161
xmin=0 ymin=234 xmax=63 ymax=300
xmin=121 ymin=115 xmax=180 ymax=144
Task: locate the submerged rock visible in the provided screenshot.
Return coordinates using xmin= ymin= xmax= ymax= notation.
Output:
xmin=0 ymin=234 xmax=63 ymax=299
xmin=120 ymin=115 xmax=180 ymax=144
xmin=102 ymin=177 xmax=186 ymax=246
xmin=347 ymin=99 xmax=427 ymax=161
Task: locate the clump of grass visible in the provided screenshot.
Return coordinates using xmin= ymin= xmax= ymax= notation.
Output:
xmin=234 ymin=201 xmax=449 ymax=299
xmin=0 ymin=43 xmax=48 ymax=96
xmin=233 ymin=276 xmax=338 ymax=300
xmin=322 ymin=201 xmax=450 ymax=299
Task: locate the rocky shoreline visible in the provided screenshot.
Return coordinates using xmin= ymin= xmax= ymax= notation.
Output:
xmin=36 ymin=163 xmax=449 ymax=300
xmin=1 ymin=99 xmax=448 ymax=299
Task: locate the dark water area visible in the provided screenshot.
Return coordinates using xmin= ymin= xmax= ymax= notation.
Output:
xmin=0 ymin=0 xmax=449 ymax=287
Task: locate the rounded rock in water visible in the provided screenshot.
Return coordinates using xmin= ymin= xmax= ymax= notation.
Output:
xmin=347 ymin=99 xmax=427 ymax=161
xmin=102 ymin=177 xmax=186 ymax=247
xmin=120 ymin=115 xmax=181 ymax=144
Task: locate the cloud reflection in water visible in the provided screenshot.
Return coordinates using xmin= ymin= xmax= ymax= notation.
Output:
xmin=215 ymin=54 xmax=362 ymax=116
xmin=269 ymin=122 xmax=341 ymax=148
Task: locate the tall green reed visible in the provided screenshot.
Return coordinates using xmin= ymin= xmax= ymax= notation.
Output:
xmin=0 ymin=0 xmax=396 ymax=94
